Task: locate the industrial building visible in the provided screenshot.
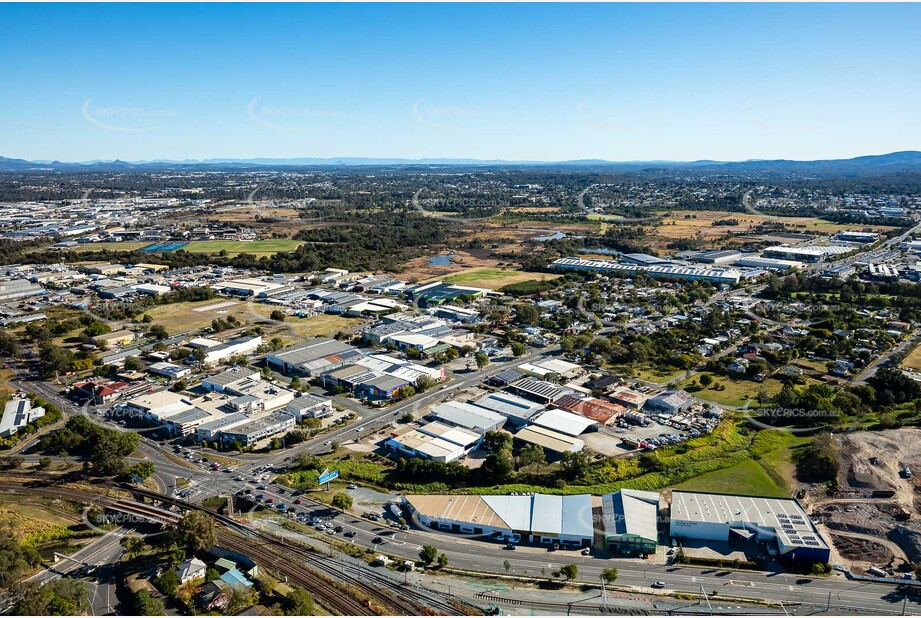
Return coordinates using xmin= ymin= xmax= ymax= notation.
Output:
xmin=285 ymin=393 xmax=334 ymax=421
xmin=266 ymin=338 xmax=366 ymax=375
xmin=529 ymin=407 xmax=598 ymax=436
xmin=552 ymin=257 xmax=742 ymax=285
xmin=507 ymin=377 xmax=574 ymax=404
xmin=429 ymin=401 xmax=506 ymax=434
xmin=601 ymin=490 xmax=661 ymax=554
xmin=689 ymin=250 xmax=742 ymax=265
xmin=834 ymin=231 xmax=879 ymax=243
xmin=0 ymin=397 xmax=46 ymax=438
xmin=554 ymin=394 xmax=626 ymax=425
xmin=669 ymin=491 xmax=830 ymax=564
xmin=384 ymin=421 xmax=481 ymax=463
xmin=762 ymin=245 xmax=853 ymax=263
xmin=403 ymin=493 xmax=594 ymax=547
xmin=469 ymin=391 xmax=545 ymax=426
xmin=513 ymin=424 xmax=584 ymax=456
xmin=217 ymin=411 xmax=296 ymax=446
xmin=645 ymin=390 xmax=695 ymax=415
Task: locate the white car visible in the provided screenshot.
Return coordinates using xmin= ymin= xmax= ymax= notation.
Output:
xmin=323 ymin=440 xmax=332 ymax=446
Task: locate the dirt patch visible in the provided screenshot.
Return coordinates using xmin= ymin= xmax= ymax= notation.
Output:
xmin=836 ymin=429 xmax=921 ymax=513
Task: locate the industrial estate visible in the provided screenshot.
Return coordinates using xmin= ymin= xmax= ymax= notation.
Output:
xmin=3 ymin=2 xmax=921 ymax=617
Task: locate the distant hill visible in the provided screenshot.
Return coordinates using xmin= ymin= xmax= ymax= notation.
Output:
xmin=1 ymin=151 xmax=920 ymax=176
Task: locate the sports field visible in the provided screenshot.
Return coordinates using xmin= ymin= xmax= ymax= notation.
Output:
xmin=183 ymin=239 xmax=303 ymax=256
xmin=440 ymin=266 xmax=561 ymax=289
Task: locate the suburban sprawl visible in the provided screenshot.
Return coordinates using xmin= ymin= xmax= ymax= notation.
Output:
xmin=3 ymin=155 xmax=921 ymax=616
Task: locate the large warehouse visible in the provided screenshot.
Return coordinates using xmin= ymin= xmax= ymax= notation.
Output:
xmin=601 ymin=490 xmax=660 ymax=554
xmin=669 ymin=491 xmax=830 ymax=564
xmin=403 ymin=493 xmax=594 ymax=548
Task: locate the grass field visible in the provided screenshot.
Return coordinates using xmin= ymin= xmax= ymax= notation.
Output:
xmin=679 ymin=373 xmax=785 ymax=407
xmin=183 ymin=239 xmax=303 ymax=256
xmin=586 ymin=213 xmax=625 ymax=221
xmin=619 ymin=365 xmax=687 ymax=385
xmin=901 ymin=342 xmax=921 ymax=371
xmin=248 ymin=305 xmax=365 ymax=339
xmin=440 ymin=267 xmax=561 ymax=290
xmin=672 ymin=458 xmax=788 ymax=497
xmin=143 ymin=299 xmax=245 ymax=331
xmin=69 ymin=242 xmax=154 ymax=252
xmin=68 ymin=239 xmax=302 ymax=257
xmin=673 ymin=432 xmax=809 ymax=497
xmin=655 ymin=210 xmax=896 ymax=241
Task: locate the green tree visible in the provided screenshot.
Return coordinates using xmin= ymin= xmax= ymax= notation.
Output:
xmin=12 ymin=579 xmax=89 ymax=615
xmin=120 ymin=534 xmax=146 ymax=559
xmin=698 ymin=373 xmax=713 ymax=387
xmin=601 ymin=567 xmax=619 ymax=583
xmin=518 ymin=443 xmax=546 ymax=474
xmin=560 ymin=450 xmax=591 ymax=480
xmin=474 ymin=352 xmax=489 ymax=369
xmin=419 ymin=545 xmax=438 ymax=565
xmin=560 ymin=564 xmax=578 ymax=581
xmin=149 ymin=325 xmax=169 ymax=340
xmin=270 ymin=310 xmax=286 ymax=321
xmin=169 ymin=511 xmax=215 ymax=555
xmin=123 ymin=356 xmax=145 ymax=371
xmin=37 ymin=457 xmax=53 ymax=470
xmin=154 ymin=568 xmax=179 ymax=596
xmin=483 ymin=430 xmax=512 ymax=453
xmin=510 ymin=342 xmax=527 ymax=357
xmin=128 ymin=461 xmax=155 ymax=480
xmin=0 ymin=331 xmax=21 ymax=358
xmin=331 ymin=492 xmax=353 ymax=510
xmin=503 ymin=559 xmax=512 ymax=573
xmin=290 ymin=376 xmax=301 ymax=391
xmin=284 ymin=588 xmax=315 ymax=616
xmin=133 ymin=589 xmax=165 ymax=615
xmin=437 ymin=553 xmax=448 ymax=569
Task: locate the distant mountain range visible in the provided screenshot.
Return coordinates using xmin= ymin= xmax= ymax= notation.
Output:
xmin=2 ymin=151 xmax=920 ymax=175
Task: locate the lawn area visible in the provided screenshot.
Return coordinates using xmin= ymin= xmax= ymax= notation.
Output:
xmin=619 ymin=364 xmax=686 ymax=385
xmin=673 ymin=431 xmax=809 ymax=497
xmin=247 ymin=305 xmax=365 ymax=339
xmin=440 ymin=267 xmax=561 ymax=290
xmin=69 ymin=242 xmax=154 ymax=252
xmin=680 ymin=373 xmax=785 ymax=407
xmin=901 ymin=342 xmax=921 ymax=371
xmin=183 ymin=239 xmax=303 ymax=257
xmin=672 ymin=458 xmax=788 ymax=497
xmin=143 ymin=299 xmax=246 ymax=331
xmin=0 ymin=368 xmax=14 ymax=394
xmin=586 ymin=213 xmax=625 ymax=221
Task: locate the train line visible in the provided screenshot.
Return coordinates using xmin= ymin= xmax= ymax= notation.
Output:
xmin=126 ymin=485 xmax=472 ymax=615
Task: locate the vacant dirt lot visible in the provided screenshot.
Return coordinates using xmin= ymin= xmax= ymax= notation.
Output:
xmin=654 ymin=210 xmax=896 ymax=241
xmin=836 ymin=429 xmax=921 ymax=512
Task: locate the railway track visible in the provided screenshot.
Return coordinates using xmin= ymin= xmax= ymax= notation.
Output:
xmin=0 ymin=482 xmax=421 ymax=615
xmin=126 ymin=486 xmax=471 ymax=615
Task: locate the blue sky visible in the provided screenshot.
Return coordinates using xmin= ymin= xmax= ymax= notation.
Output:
xmin=1 ymin=3 xmax=919 ymax=162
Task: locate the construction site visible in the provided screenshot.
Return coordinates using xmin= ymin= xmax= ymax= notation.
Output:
xmin=808 ymin=428 xmax=921 ymax=576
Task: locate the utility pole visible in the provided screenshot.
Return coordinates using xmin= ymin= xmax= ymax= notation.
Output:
xmin=698 ymin=585 xmax=713 ymax=615
xmin=600 ymin=575 xmax=607 ymax=608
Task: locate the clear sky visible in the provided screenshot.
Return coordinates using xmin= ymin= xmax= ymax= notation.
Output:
xmin=1 ymin=3 xmax=919 ymax=163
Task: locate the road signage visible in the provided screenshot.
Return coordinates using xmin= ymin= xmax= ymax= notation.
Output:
xmin=318 ymin=468 xmax=339 ymax=486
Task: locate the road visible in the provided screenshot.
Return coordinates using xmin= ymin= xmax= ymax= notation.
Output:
xmin=27 ymin=528 xmax=126 ymax=616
